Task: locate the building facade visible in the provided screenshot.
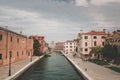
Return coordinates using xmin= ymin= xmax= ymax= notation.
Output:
xmin=0 ymin=27 xmax=33 ymax=65
xmin=77 ymin=30 xmax=106 ymax=58
xmin=55 ymin=42 xmax=64 ymax=51
xmin=64 ymin=40 xmax=77 ymax=54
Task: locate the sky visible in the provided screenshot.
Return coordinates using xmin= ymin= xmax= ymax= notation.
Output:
xmin=0 ymin=0 xmax=120 ymax=43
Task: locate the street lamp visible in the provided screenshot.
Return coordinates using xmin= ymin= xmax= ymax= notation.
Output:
xmin=30 ymin=49 xmax=32 ymax=62
xmin=8 ymin=51 xmax=12 ymax=76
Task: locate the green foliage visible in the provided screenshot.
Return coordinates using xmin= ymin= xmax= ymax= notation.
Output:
xmin=33 ymin=39 xmax=41 ymax=49
xmin=90 ymin=59 xmax=109 ymax=66
xmin=102 ymin=44 xmax=120 ymax=65
xmin=33 ymin=39 xmax=42 ymax=56
xmin=90 ymin=46 xmax=103 ymax=55
xmin=90 ymin=46 xmax=103 ymax=59
xmin=106 ymin=66 xmax=120 ymax=73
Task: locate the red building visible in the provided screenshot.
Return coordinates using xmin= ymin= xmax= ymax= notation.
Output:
xmin=32 ymin=35 xmax=45 ymax=54
xmin=0 ymin=27 xmax=33 ymax=65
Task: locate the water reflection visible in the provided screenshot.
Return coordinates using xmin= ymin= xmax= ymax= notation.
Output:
xmin=18 ymin=53 xmax=84 ymax=80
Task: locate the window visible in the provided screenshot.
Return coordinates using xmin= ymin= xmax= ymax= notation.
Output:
xmin=17 ymin=52 xmax=19 ymax=56
xmin=85 ymin=48 xmax=88 ymax=52
xmin=0 ymin=34 xmax=2 ymax=41
xmin=66 ymin=46 xmax=68 ymax=48
xmin=10 ymin=52 xmax=12 ymax=58
xmin=28 ymin=52 xmax=30 ymax=56
xmin=85 ymin=42 xmax=87 ymax=46
xmin=93 ymin=36 xmax=97 ymax=39
xmin=70 ymin=49 xmax=72 ymax=51
xmin=84 ymin=36 xmax=88 ymax=39
xmin=10 ymin=36 xmax=12 ymax=42
xmin=0 ymin=54 xmax=2 ymax=59
xmin=101 ymin=36 xmax=105 ymax=39
xmin=22 ymin=51 xmax=24 ymax=55
xmin=70 ymin=46 xmax=72 ymax=48
xmin=70 ymin=43 xmax=72 ymax=45
xmin=94 ymin=41 xmax=97 ymax=46
xmin=102 ymin=42 xmax=104 ymax=46
xmin=17 ymin=38 xmax=19 ymax=43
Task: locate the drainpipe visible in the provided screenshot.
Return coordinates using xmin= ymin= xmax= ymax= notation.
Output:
xmin=5 ymin=26 xmax=8 ymax=59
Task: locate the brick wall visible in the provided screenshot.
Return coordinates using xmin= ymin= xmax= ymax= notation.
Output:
xmin=0 ymin=27 xmax=33 ymax=65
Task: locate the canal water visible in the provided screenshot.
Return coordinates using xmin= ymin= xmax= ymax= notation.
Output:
xmin=18 ymin=53 xmax=84 ymax=80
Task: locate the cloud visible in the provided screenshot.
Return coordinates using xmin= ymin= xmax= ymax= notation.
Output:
xmin=0 ymin=5 xmax=78 ymax=42
xmin=74 ymin=0 xmax=120 ymax=6
xmin=75 ymin=0 xmax=88 ymax=6
xmin=0 ymin=0 xmax=120 ymax=43
xmin=0 ymin=6 xmax=64 ymax=33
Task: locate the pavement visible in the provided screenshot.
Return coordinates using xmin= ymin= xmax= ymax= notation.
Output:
xmin=0 ymin=57 xmax=38 ymax=80
xmin=65 ymin=53 xmax=120 ymax=80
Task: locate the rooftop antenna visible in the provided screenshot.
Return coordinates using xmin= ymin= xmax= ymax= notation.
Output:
xmin=20 ymin=31 xmax=22 ymax=35
xmin=5 ymin=26 xmax=8 ymax=29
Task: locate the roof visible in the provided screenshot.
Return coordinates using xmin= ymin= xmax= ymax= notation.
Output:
xmin=82 ymin=30 xmax=106 ymax=35
xmin=66 ymin=40 xmax=74 ymax=43
xmin=0 ymin=26 xmax=27 ymax=38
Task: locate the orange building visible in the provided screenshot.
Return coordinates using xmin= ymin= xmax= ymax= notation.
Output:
xmin=0 ymin=27 xmax=33 ymax=65
xmin=55 ymin=42 xmax=64 ymax=51
xmin=32 ymin=35 xmax=45 ymax=54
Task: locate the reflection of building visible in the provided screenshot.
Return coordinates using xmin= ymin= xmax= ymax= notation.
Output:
xmin=55 ymin=42 xmax=64 ymax=51
xmin=77 ymin=30 xmax=106 ymax=58
xmin=32 ymin=35 xmax=45 ymax=54
xmin=0 ymin=27 xmax=33 ymax=65
xmin=105 ymin=30 xmax=120 ymax=53
xmin=64 ymin=40 xmax=77 ymax=54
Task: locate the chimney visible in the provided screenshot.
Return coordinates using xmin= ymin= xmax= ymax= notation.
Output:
xmin=20 ymin=31 xmax=22 ymax=35
xmin=103 ymin=29 xmax=106 ymax=33
xmin=80 ymin=29 xmax=83 ymax=34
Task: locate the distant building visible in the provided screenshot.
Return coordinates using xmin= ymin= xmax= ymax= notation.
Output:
xmin=50 ymin=41 xmax=55 ymax=50
xmin=77 ymin=30 xmax=106 ymax=59
xmin=105 ymin=30 xmax=120 ymax=46
xmin=55 ymin=42 xmax=64 ymax=51
xmin=0 ymin=27 xmax=33 ymax=65
xmin=105 ymin=30 xmax=120 ymax=53
xmin=32 ymin=35 xmax=45 ymax=54
xmin=64 ymin=40 xmax=77 ymax=54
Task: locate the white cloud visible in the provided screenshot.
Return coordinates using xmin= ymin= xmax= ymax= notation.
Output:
xmin=75 ymin=0 xmax=88 ymax=6
xmin=91 ymin=0 xmax=120 ymax=6
xmin=0 ymin=0 xmax=120 ymax=43
xmin=74 ymin=0 xmax=120 ymax=6
xmin=0 ymin=6 xmax=64 ymax=34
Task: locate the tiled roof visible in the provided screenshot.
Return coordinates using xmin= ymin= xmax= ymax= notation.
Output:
xmin=0 ymin=26 xmax=27 ymax=38
xmin=82 ymin=30 xmax=106 ymax=35
xmin=66 ymin=40 xmax=74 ymax=42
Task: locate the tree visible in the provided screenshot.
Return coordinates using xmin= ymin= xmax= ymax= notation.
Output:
xmin=90 ymin=46 xmax=103 ymax=59
xmin=33 ymin=39 xmax=42 ymax=56
xmin=102 ymin=44 xmax=120 ymax=65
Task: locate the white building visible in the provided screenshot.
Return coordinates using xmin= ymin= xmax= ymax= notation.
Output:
xmin=64 ymin=40 xmax=77 ymax=54
xmin=77 ymin=30 xmax=106 ymax=58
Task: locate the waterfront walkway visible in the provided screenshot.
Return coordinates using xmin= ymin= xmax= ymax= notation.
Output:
xmin=65 ymin=53 xmax=120 ymax=80
xmin=0 ymin=57 xmax=38 ymax=80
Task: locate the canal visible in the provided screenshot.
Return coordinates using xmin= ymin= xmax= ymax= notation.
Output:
xmin=18 ymin=52 xmax=84 ymax=80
